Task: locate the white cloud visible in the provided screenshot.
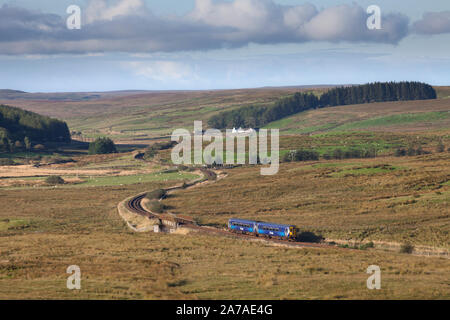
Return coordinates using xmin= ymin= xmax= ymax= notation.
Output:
xmin=0 ymin=0 xmax=411 ymax=55
xmin=413 ymin=11 xmax=450 ymax=35
xmin=85 ymin=0 xmax=147 ymax=24
xmin=125 ymin=60 xmax=195 ymax=82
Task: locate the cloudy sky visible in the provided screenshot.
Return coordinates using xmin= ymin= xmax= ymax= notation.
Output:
xmin=0 ymin=0 xmax=449 ymax=92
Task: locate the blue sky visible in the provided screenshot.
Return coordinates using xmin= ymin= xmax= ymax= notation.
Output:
xmin=0 ymin=0 xmax=449 ymax=92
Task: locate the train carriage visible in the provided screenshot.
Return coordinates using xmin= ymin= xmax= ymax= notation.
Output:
xmin=228 ymin=219 xmax=257 ymax=234
xmin=228 ymin=218 xmax=296 ymax=240
xmin=256 ymin=222 xmax=296 ymax=239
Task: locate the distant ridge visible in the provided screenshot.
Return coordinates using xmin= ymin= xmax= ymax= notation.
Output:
xmin=0 ymin=85 xmax=343 ymax=101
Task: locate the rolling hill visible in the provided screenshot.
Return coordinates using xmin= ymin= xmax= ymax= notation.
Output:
xmin=0 ymin=86 xmax=448 ymax=142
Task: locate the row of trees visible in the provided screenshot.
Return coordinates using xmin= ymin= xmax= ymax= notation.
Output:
xmin=319 ymin=82 xmax=436 ymax=107
xmin=208 ymin=92 xmax=319 ymax=129
xmin=282 ymin=147 xmax=378 ymax=162
xmin=0 ymin=104 xmax=71 ymax=152
xmin=0 ymin=136 xmax=32 ymax=153
xmin=208 ymin=82 xmax=437 ymax=129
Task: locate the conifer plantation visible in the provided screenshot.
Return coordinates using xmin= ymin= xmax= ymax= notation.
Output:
xmin=208 ymin=82 xmax=437 ymax=129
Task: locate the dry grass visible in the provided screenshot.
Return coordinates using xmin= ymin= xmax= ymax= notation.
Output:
xmin=0 ymin=162 xmax=448 ymax=299
xmin=266 ymin=98 xmax=450 ymax=134
xmin=164 ymin=153 xmax=450 ymax=248
xmin=0 ymin=154 xmax=448 ymax=299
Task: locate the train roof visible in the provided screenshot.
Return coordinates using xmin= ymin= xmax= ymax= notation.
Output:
xmin=229 ymin=218 xmax=257 ymax=224
xmin=256 ymin=222 xmax=295 ymax=228
xmin=229 ymin=218 xmax=295 ymax=228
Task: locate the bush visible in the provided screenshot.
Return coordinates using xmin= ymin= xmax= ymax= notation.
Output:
xmin=294 ymin=149 xmax=319 ymax=161
xmin=400 ymin=243 xmax=414 ymax=254
xmin=88 ymin=137 xmax=117 ymax=155
xmin=145 ymin=189 xmax=166 ymax=200
xmin=147 ymin=200 xmax=165 ymax=214
xmin=283 ymin=149 xmax=319 ymax=162
xmin=142 ymin=141 xmax=176 ymax=161
xmin=436 ymin=141 xmax=445 ymax=153
xmin=45 ymin=176 xmax=65 ymax=185
xmin=395 ymin=148 xmax=406 ymax=157
xmin=323 ymin=147 xmax=377 ymax=160
xmin=0 ymin=158 xmax=15 ymax=166
xmin=359 ymin=242 xmax=374 ymax=250
xmin=143 ymin=148 xmax=158 ymax=160
xmin=201 ymin=169 xmax=217 ymax=181
xmin=406 ymin=147 xmax=416 ymax=156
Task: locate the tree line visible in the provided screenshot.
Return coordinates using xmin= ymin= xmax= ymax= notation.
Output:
xmin=208 ymin=92 xmax=319 ymax=129
xmin=208 ymin=82 xmax=437 ymax=129
xmin=0 ymin=104 xmax=71 ymax=152
xmin=319 ymin=81 xmax=436 ymax=107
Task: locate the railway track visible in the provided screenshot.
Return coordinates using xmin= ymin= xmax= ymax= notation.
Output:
xmin=125 ymin=192 xmax=330 ymax=250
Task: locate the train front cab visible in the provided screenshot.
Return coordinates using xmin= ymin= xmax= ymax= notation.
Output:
xmin=288 ymin=225 xmax=297 ymax=240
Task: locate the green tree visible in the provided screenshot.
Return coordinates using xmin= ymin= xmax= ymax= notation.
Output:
xmin=24 ymin=136 xmax=31 ymax=150
xmin=88 ymin=137 xmax=117 ymax=155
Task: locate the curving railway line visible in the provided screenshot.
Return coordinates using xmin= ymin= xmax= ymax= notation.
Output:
xmin=125 ymin=190 xmax=330 ymax=250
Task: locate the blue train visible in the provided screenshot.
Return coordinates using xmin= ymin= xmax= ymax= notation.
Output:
xmin=228 ymin=218 xmax=297 ymax=240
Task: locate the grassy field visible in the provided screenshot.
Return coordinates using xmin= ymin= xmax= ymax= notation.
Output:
xmin=0 ymin=87 xmax=449 ymax=299
xmin=4 ymin=86 xmax=448 ymax=141
xmin=0 ymin=164 xmax=449 ymax=299
xmin=164 ymin=153 xmax=450 ymax=248
xmin=263 ymin=98 xmax=450 ymax=134
xmin=0 ymin=87 xmax=305 ymax=141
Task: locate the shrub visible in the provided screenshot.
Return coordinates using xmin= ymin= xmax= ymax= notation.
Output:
xmin=416 ymin=146 xmax=424 ymax=155
xmin=283 ymin=149 xmax=319 ymax=162
xmin=400 ymin=243 xmax=414 ymax=254
xmin=45 ymin=176 xmax=65 ymax=185
xmin=436 ymin=141 xmax=445 ymax=153
xmin=359 ymin=242 xmax=375 ymax=250
xmin=145 ymin=189 xmax=166 ymax=200
xmin=395 ymin=148 xmax=406 ymax=157
xmin=143 ymin=148 xmax=158 ymax=160
xmin=88 ymin=137 xmax=117 ymax=155
xmin=294 ymin=149 xmax=319 ymax=161
xmin=406 ymin=147 xmax=416 ymax=156
xmin=0 ymin=158 xmax=15 ymax=166
xmin=143 ymin=141 xmax=176 ymax=160
xmin=202 ymin=169 xmax=217 ymax=181
xmin=147 ymin=200 xmax=164 ymax=214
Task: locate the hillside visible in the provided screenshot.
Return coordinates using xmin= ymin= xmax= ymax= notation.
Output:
xmin=264 ymin=98 xmax=450 ymax=134
xmin=0 ymin=85 xmax=447 ymax=143
xmin=0 ymin=87 xmax=312 ymax=141
xmin=0 ymin=104 xmax=70 ymax=150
